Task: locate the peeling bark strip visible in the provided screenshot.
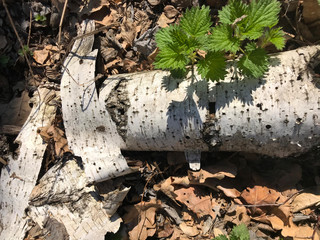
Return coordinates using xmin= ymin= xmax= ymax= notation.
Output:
xmin=0 ymin=87 xmax=58 ymax=239
xmin=60 ymin=21 xmax=134 ymax=183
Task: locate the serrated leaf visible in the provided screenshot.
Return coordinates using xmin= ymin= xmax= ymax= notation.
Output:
xmin=218 ymin=0 xmax=248 ymax=25
xmin=210 ymin=24 xmax=240 ymax=53
xmin=197 ymin=51 xmax=227 ymax=81
xmin=155 ymin=25 xmax=176 ymax=49
xmin=238 ymin=46 xmax=269 ymax=78
xmin=263 ymin=27 xmax=285 ymax=50
xmin=241 ymin=0 xmax=281 ymax=39
xmin=213 ymin=234 xmax=229 ymax=240
xmin=180 ymin=6 xmax=212 ymax=37
xmin=229 ymin=224 xmax=250 ymax=240
xmin=154 ymin=39 xmax=190 ymax=70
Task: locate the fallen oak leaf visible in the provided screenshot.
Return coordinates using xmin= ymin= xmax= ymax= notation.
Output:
xmin=240 ymin=186 xmax=286 ymax=216
xmin=174 ymin=186 xmax=216 ymax=219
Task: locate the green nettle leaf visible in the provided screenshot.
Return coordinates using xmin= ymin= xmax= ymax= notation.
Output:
xmin=180 ymin=6 xmax=212 ymax=37
xmin=238 ymin=45 xmax=269 ymax=78
xmin=242 ymin=0 xmax=281 ymax=39
xmin=263 ymin=27 xmax=285 ymax=50
xmin=210 ymin=24 xmax=240 ymax=53
xmin=154 ymin=43 xmax=189 ymax=70
xmin=229 ymin=224 xmax=250 ymax=240
xmin=155 ymin=25 xmax=175 ymax=49
xmin=218 ymin=0 xmax=248 ymax=25
xmin=197 ymin=51 xmax=227 ymax=81
xmin=213 ymin=235 xmax=229 ymax=240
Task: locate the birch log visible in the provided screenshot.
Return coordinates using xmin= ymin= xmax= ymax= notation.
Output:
xmin=61 ymin=21 xmax=320 ymax=182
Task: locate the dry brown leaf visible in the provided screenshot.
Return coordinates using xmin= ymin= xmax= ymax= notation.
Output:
xmin=89 ymin=7 xmax=116 ymax=26
xmin=135 ymin=10 xmax=152 ymax=35
xmin=253 ymin=215 xmax=284 ymax=231
xmin=213 ymin=228 xmax=226 ymax=238
xmin=282 ymin=218 xmax=320 ymax=240
xmin=175 ymin=186 xmax=216 ymax=218
xmin=148 ymin=0 xmax=162 ymax=6
xmin=169 ymin=227 xmax=185 ymax=240
xmin=123 ymin=58 xmax=138 ymax=73
xmin=217 ymin=185 xmax=241 ymax=198
xmin=33 ymin=49 xmax=50 ymax=65
xmin=124 ymin=200 xmax=161 ymax=240
xmin=37 ymin=125 xmax=70 ymax=157
xmin=179 ymin=222 xmax=199 ymax=237
xmin=240 ymin=186 xmax=285 ymax=215
xmin=291 ymin=191 xmax=320 ymax=212
xmin=157 ymin=221 xmax=174 ymax=238
xmin=105 ymin=57 xmax=121 ymax=70
xmin=164 ymin=5 xmax=179 ymax=19
xmin=189 ymin=161 xmax=237 ymax=183
xmin=120 ymin=18 xmax=137 ymax=48
xmin=157 ymin=13 xmax=175 ymax=28
xmin=224 ymin=204 xmax=251 ymax=225
xmin=44 ymin=45 xmax=59 ymax=52
xmin=154 ymin=176 xmax=190 ymax=203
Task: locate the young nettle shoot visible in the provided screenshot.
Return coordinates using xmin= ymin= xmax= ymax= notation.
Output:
xmin=154 ymin=0 xmax=285 ymax=81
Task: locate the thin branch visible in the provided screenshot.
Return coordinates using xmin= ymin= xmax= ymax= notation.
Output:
xmin=27 ymin=9 xmax=32 ymax=47
xmin=58 ymin=0 xmax=68 ymax=45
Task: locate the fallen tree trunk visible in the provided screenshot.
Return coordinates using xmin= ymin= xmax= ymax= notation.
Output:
xmin=61 ymin=21 xmax=320 ymax=183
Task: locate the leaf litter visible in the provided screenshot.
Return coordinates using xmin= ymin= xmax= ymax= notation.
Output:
xmin=2 ymin=0 xmax=320 ymax=239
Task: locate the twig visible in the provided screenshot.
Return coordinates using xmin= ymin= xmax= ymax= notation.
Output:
xmin=27 ymin=9 xmax=32 ymax=47
xmin=58 ymin=0 xmax=68 ymax=45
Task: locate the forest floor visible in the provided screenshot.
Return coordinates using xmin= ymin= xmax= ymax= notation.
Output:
xmin=1 ymin=0 xmax=320 ymax=239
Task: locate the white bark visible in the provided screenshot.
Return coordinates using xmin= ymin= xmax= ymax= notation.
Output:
xmin=0 ymin=87 xmax=58 ymax=239
xmin=109 ymin=47 xmax=320 ymax=158
xmin=28 ymin=159 xmax=130 ymax=240
xmin=61 ymin=20 xmax=320 ymax=182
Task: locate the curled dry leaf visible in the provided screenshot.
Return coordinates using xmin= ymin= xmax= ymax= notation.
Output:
xmin=189 ymin=161 xmax=237 ymax=182
xmin=157 ymin=13 xmax=175 ymax=28
xmin=164 ymin=5 xmax=179 ymax=19
xmin=291 ymin=188 xmax=320 ymax=212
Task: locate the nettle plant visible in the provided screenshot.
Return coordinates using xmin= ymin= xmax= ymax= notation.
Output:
xmin=154 ymin=0 xmax=285 ymax=81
